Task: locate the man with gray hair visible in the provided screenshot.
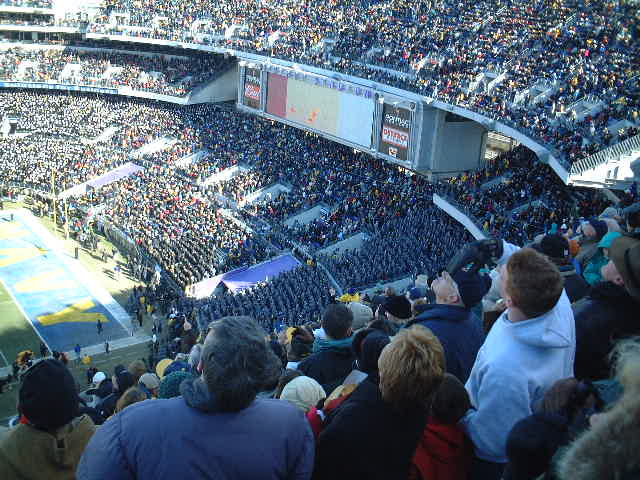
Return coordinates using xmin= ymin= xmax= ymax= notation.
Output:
xmin=78 ymin=316 xmax=314 ymax=479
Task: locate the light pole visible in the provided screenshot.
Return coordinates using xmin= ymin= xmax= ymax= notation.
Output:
xmin=51 ymin=169 xmax=57 ymax=227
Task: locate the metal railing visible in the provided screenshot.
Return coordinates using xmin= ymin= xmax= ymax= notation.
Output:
xmin=570 ymin=133 xmax=640 ymax=176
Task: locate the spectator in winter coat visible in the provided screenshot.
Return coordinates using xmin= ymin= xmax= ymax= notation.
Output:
xmin=411 ymin=374 xmax=473 ymax=480
xmin=582 ymin=231 xmax=622 ymax=286
xmin=407 ymin=270 xmax=489 ymax=383
xmin=575 ymin=218 xmax=609 ymax=269
xmin=298 ymin=304 xmax=355 ymax=395
xmin=97 ymin=369 xmax=134 ymax=420
xmin=78 ymin=316 xmax=314 ymax=480
xmin=573 ymin=235 xmax=640 ymax=380
xmin=0 ymin=359 xmax=96 ymax=480
xmin=462 ymin=242 xmax=575 ymax=480
xmin=534 ymin=233 xmax=590 ymax=303
xmin=306 ymin=329 xmax=390 ymax=439
xmin=314 ymin=325 xmax=445 ymax=479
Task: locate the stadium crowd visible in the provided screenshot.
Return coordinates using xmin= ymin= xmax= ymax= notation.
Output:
xmin=2 ymin=198 xmax=640 ymax=479
xmin=0 ymin=0 xmax=51 ymax=7
xmin=0 ymin=46 xmax=232 ymax=96
xmin=76 ymin=0 xmax=640 ymax=167
xmin=0 ymin=89 xmax=627 ymax=296
xmin=0 ymin=0 xmax=638 ymax=475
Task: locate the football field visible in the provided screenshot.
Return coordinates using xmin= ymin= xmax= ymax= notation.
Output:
xmin=0 ymin=210 xmax=133 ymax=362
xmin=0 ymin=279 xmax=41 ymax=369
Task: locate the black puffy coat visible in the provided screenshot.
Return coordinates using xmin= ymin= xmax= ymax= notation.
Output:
xmin=314 ymin=377 xmax=427 ymax=480
xmin=573 ymin=281 xmax=639 ymax=380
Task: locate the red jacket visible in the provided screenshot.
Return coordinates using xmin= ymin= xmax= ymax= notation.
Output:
xmin=410 ymin=421 xmax=472 ymax=480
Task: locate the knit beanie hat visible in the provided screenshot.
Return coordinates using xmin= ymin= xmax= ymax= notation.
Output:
xmin=452 ymin=270 xmax=492 ymax=309
xmin=159 ymin=371 xmax=194 ymax=399
xmin=431 ymin=373 xmax=471 ymax=424
xmin=383 ymin=295 xmax=412 ymax=319
xmin=19 ymin=359 xmax=78 ymax=430
xmin=139 ymin=373 xmax=160 ymax=391
xmin=280 ymin=376 xmax=326 ymax=413
xmin=536 ymin=234 xmax=570 ymax=260
xmin=504 ymin=412 xmax=568 ymax=480
xmin=353 ymin=329 xmax=390 ymax=376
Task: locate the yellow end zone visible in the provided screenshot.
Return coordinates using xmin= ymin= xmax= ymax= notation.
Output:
xmin=37 ymin=298 xmax=109 ymax=326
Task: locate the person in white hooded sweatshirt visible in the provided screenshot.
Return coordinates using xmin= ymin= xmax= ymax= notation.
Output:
xmin=461 ymin=240 xmax=575 ymax=480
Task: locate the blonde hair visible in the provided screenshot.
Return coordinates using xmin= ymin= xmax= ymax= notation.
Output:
xmin=128 ymin=360 xmax=147 ymax=384
xmin=378 ymin=325 xmax=445 ymax=411
xmin=115 ymin=386 xmax=148 ymax=413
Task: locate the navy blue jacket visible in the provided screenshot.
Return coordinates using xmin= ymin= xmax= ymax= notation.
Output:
xmin=77 ymin=378 xmax=315 ymax=480
xmin=408 ymin=303 xmax=485 ymax=383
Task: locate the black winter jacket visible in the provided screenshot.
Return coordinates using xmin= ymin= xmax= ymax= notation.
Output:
xmin=573 ymin=281 xmax=639 ymax=380
xmin=314 ymin=377 xmax=427 ymax=480
xmin=297 ymin=345 xmax=355 ymax=395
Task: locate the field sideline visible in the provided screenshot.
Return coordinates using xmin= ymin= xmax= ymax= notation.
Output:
xmin=0 ymin=278 xmax=41 ymax=369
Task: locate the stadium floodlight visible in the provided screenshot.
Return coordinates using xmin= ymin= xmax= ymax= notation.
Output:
xmin=238 ymin=60 xmax=247 ymax=67
xmin=378 ymin=96 xmax=385 ymax=104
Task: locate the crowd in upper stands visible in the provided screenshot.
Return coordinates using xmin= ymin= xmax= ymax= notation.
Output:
xmin=0 ymin=0 xmax=637 ymax=164
xmin=0 ymin=46 xmax=232 ymax=96
xmin=0 ymin=0 xmax=51 ymax=7
xmin=71 ymin=0 xmax=640 ymax=167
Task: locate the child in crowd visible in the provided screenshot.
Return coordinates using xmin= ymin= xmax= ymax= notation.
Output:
xmin=411 ymin=373 xmax=473 ymax=480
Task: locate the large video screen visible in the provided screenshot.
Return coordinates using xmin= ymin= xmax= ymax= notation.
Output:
xmin=242 ymin=67 xmax=262 ymax=109
xmin=380 ymin=103 xmax=412 ymax=161
xmin=266 ymin=72 xmax=374 ymax=148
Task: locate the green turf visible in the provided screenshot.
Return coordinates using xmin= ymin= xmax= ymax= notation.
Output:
xmin=0 ymin=280 xmax=41 ymax=368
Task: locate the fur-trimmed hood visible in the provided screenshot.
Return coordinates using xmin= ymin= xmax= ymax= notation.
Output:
xmin=556 ymin=400 xmax=640 ymax=479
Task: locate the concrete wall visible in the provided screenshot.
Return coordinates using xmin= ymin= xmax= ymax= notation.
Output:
xmin=188 ymin=66 xmax=238 ymax=104
xmin=414 ymin=106 xmax=443 ymax=171
xmin=414 ymin=108 xmax=486 ymax=175
xmin=433 ymin=120 xmax=487 ymax=174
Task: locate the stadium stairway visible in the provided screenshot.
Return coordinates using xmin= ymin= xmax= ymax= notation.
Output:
xmin=569 ymin=133 xmax=640 ymax=189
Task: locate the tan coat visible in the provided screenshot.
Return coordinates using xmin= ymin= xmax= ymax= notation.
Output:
xmin=0 ymin=415 xmax=95 ymax=480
